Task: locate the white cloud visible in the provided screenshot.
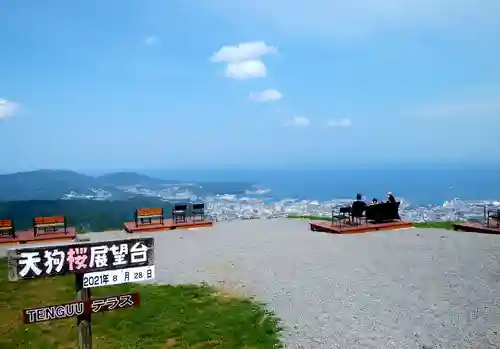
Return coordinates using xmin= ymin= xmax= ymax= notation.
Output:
xmin=326 ymin=118 xmax=352 ymax=128
xmin=211 ymin=41 xmax=276 ymax=63
xmin=225 ymin=60 xmax=267 ymax=79
xmin=205 ymin=0 xmax=500 ymax=38
xmin=143 ymin=36 xmax=159 ymax=46
xmin=0 ymin=99 xmax=17 ymax=119
xmin=409 ymin=97 xmax=500 ymax=119
xmin=249 ymin=89 xmax=282 ymax=102
xmin=285 ymin=116 xmax=310 ymax=127
xmin=211 ymin=41 xmax=276 ymax=80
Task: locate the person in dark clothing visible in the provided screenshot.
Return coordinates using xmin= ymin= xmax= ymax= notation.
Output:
xmin=387 ymin=192 xmax=396 ymax=204
xmin=355 ymin=193 xmax=369 ymax=206
xmin=351 ymin=193 xmax=367 ymax=224
xmin=372 ymin=198 xmax=378 ymax=204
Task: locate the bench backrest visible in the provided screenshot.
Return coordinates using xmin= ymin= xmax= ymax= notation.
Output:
xmin=338 ymin=206 xmax=351 ymax=214
xmin=33 ymin=216 xmax=65 ymax=228
xmin=0 ymin=219 xmax=13 ymax=228
xmin=173 ymin=203 xmax=188 ymax=211
xmin=488 ymin=208 xmax=500 ymax=217
xmin=365 ymin=204 xmax=383 ymax=221
xmin=136 ymin=208 xmax=163 ymax=218
xmin=365 ymin=202 xmax=400 ymax=221
xmin=384 ymin=201 xmax=400 ymax=220
xmin=192 ymin=203 xmax=205 ymax=211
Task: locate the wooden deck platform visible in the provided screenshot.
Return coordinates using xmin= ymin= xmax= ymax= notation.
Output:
xmin=453 ymin=222 xmax=500 ymax=234
xmin=124 ymin=219 xmax=213 ymax=233
xmin=0 ymin=227 xmax=77 ymax=245
xmin=310 ymin=220 xmax=413 ymax=234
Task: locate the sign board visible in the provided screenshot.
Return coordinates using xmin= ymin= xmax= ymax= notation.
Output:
xmin=23 ymin=292 xmax=140 ymax=324
xmin=7 ymin=237 xmax=154 ymax=281
xmin=83 ymin=265 xmax=155 ymax=288
xmin=7 ymin=236 xmax=156 ymax=349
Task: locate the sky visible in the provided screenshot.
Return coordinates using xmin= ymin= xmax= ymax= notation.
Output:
xmin=1 ymin=0 xmax=499 ymax=171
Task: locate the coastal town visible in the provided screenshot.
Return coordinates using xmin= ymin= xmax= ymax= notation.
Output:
xmin=61 ymin=185 xmax=499 ymax=223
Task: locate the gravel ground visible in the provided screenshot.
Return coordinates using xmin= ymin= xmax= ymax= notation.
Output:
xmin=3 ymin=219 xmax=500 ymax=348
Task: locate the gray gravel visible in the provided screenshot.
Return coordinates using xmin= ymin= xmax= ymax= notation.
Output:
xmin=3 ymin=219 xmax=500 ymax=348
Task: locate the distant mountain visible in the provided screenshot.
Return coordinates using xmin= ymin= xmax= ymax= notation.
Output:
xmin=0 ymin=169 xmax=168 ymax=201
xmin=0 ymin=169 xmax=257 ymax=201
xmin=0 ymin=170 xmax=100 ymax=201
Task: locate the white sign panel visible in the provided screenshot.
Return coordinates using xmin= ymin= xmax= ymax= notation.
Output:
xmin=7 ymin=237 xmax=154 ymax=281
xmin=83 ymin=265 xmax=155 ymax=288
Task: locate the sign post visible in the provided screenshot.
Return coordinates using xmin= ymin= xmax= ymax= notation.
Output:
xmin=76 ymin=273 xmax=92 ymax=349
xmin=7 ymin=237 xmax=155 ymax=348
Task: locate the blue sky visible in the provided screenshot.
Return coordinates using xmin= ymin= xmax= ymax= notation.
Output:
xmin=1 ymin=0 xmax=499 ymax=171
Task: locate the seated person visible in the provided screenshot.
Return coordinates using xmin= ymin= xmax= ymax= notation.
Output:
xmin=372 ymin=198 xmax=378 ymax=204
xmin=387 ymin=192 xmax=396 ymax=204
xmin=352 ymin=194 xmax=367 ymax=222
xmin=355 ymin=194 xmax=369 ymax=206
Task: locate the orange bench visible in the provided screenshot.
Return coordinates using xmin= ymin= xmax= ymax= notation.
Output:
xmin=33 ymin=216 xmax=67 ymax=236
xmin=0 ymin=219 xmax=15 ymax=238
xmin=134 ymin=208 xmax=164 ymax=227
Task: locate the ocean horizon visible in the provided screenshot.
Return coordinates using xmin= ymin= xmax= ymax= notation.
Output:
xmin=137 ymin=166 xmax=500 ymax=206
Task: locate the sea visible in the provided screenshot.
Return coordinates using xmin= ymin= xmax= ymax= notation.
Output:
xmin=144 ymin=166 xmax=500 ymax=205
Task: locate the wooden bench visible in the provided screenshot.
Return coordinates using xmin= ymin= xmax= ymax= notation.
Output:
xmin=134 ymin=208 xmax=164 ymax=227
xmin=190 ymin=203 xmax=205 ymax=221
xmin=0 ymin=219 xmax=15 ymax=238
xmin=365 ymin=202 xmax=401 ymax=223
xmin=172 ymin=203 xmax=187 ymax=223
xmin=33 ymin=216 xmax=67 ymax=236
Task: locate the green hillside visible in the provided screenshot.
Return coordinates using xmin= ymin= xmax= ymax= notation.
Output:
xmin=0 ymin=199 xmax=172 ymax=232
